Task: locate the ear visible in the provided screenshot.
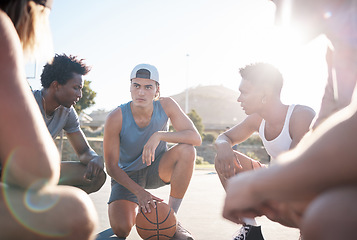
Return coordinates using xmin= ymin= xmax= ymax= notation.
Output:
xmin=50 ymin=81 xmax=59 ymax=90
xmin=155 ymin=85 xmax=160 ymax=98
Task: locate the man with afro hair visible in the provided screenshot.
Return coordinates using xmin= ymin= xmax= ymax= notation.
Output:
xmin=33 ymin=53 xmax=106 ymax=194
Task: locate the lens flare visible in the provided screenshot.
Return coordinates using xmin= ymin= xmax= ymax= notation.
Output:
xmin=1 ymin=150 xmax=67 ymax=237
xmin=324 ymin=11 xmax=332 ymax=19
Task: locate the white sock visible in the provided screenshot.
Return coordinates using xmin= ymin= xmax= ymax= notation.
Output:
xmin=168 ymin=196 xmax=182 ymax=213
xmin=243 ymin=217 xmax=258 ymax=226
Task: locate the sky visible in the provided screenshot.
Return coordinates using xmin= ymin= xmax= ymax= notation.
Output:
xmin=26 ymin=0 xmax=328 ymax=114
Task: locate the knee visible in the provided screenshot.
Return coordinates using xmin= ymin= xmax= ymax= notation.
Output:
xmin=111 ymin=221 xmax=133 ymax=238
xmin=60 ymin=188 xmax=98 ymax=240
xmin=301 ymin=187 xmax=357 ymax=240
xmin=108 ymin=201 xmax=137 ymax=238
xmin=177 ymin=144 xmax=196 ymax=162
xmin=87 ymin=169 xmax=107 ymax=194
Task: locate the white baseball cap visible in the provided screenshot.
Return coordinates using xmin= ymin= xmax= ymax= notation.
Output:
xmin=130 ymin=63 xmax=159 ymax=83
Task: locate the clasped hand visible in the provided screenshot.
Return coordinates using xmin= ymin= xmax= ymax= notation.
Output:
xmin=215 ymin=149 xmax=242 ymax=179
xmin=84 ymin=156 xmax=104 ymax=181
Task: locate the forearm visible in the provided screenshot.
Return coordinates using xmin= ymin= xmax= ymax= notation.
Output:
xmin=215 ymin=134 xmax=234 ymax=151
xmin=252 ymin=160 xmax=268 ymax=169
xmin=78 ymin=149 xmax=99 ymax=164
xmin=0 ymin=58 xmax=60 ymax=188
xmin=156 ymin=130 xmax=201 ymax=146
xmin=106 ymin=165 xmax=142 ymax=196
xmin=254 ymin=104 xmax=357 ymax=202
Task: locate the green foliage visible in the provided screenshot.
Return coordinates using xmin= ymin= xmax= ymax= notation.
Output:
xmin=74 ymin=80 xmax=96 ymax=114
xmin=195 ymin=155 xmax=211 ymax=165
xmin=195 ymin=156 xmax=205 ymax=165
xmin=187 ymin=109 xmax=204 ymax=137
xmin=240 ymin=134 xmax=263 ymax=146
xmin=169 ymin=125 xmax=174 ymax=132
xmin=202 ymin=133 xmax=215 ymax=143
xmin=246 ymin=151 xmax=259 ymax=160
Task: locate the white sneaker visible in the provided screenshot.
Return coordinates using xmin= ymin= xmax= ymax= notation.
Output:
xmin=233 ymin=225 xmax=251 ymax=240
xmin=171 ymin=222 xmax=194 ymax=240
xmin=232 ymin=225 xmax=264 ymax=240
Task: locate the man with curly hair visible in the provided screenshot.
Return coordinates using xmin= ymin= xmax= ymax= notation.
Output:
xmin=33 ymin=53 xmax=106 ymax=194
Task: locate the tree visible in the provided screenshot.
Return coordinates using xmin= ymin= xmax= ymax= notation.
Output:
xmin=74 ymin=80 xmax=96 ymax=114
xmin=187 ymin=109 xmax=204 ymax=137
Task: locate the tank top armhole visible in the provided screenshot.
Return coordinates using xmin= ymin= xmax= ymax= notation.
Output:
xmin=287 ymin=104 xmax=296 ymax=139
xmin=259 ymin=119 xmax=267 ymax=141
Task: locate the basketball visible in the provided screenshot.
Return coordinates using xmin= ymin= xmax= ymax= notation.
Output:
xmin=136 ymin=201 xmax=177 ymax=240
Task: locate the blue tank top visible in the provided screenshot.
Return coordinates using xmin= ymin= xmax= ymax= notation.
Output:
xmin=119 ymin=101 xmax=168 ymax=172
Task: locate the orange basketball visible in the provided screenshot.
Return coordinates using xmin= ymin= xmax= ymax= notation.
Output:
xmin=136 ymin=201 xmax=177 ymax=240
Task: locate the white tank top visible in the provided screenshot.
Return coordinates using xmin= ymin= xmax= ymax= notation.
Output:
xmin=259 ymin=105 xmax=296 ymax=163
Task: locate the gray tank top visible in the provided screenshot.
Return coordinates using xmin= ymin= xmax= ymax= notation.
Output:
xmin=119 ymin=101 xmax=168 ymax=172
xmin=33 ymin=90 xmax=80 ymax=139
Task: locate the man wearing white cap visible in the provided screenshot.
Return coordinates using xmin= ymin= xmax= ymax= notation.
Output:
xmin=104 ymin=63 xmax=202 ymax=239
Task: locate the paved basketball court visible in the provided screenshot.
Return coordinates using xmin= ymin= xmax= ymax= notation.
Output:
xmin=90 ymin=169 xmax=300 ymax=240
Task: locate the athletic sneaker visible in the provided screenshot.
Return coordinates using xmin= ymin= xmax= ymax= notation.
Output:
xmin=232 ymin=225 xmax=264 ymax=240
xmin=171 ymin=222 xmax=194 ymax=240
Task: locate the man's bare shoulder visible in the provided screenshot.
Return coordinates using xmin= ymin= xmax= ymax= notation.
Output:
xmin=289 ymin=105 xmax=316 ymax=136
xmin=0 ymin=10 xmax=21 ymax=63
xmin=294 ymin=104 xmax=315 ymax=113
xmin=159 ymin=97 xmax=180 ymax=110
xmin=159 ymin=96 xmax=176 ymax=105
xmin=106 ymin=106 xmax=123 ymax=122
xmin=292 ymin=105 xmax=316 ymax=120
xmin=0 ymin=10 xmax=12 ymax=35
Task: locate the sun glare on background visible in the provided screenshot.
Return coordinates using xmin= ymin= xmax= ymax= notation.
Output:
xmin=248 ymin=10 xmax=329 ymax=113
xmin=263 ymin=1 xmax=328 ymax=113
xmin=266 ymin=27 xmax=328 ymax=111
xmin=25 ymin=0 xmax=329 ymax=114
xmin=220 ymin=0 xmax=329 ymax=113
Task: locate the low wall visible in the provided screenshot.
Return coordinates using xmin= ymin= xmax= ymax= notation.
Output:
xmin=56 ymin=138 xmax=269 ymax=164
xmin=55 ymin=137 xmax=103 ymax=161
xmin=195 ymin=143 xmax=270 ymax=164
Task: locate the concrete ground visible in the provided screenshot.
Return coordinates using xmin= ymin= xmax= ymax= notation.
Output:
xmin=90 ymin=169 xmax=300 ymax=240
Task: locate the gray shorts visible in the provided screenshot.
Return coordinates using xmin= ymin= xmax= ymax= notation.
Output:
xmin=108 ymin=154 xmax=169 ymax=205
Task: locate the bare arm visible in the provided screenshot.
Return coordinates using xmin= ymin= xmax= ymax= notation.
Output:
xmin=103 ymin=108 xmax=138 ymax=192
xmin=261 ymin=101 xmax=357 ymax=200
xmin=66 ymin=130 xmax=104 ymax=179
xmin=159 ymin=97 xmax=202 ymax=146
xmin=214 ymin=114 xmax=262 ymax=178
xmin=0 ymin=11 xmax=59 ymax=189
xmin=312 ymin=47 xmax=357 ymax=129
xmin=289 ymin=105 xmax=316 ymax=149
xmin=103 ymin=108 xmax=162 ymax=211
xmin=223 ymin=98 xmax=357 ymax=223
xmin=141 ymin=97 xmax=202 ymax=165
